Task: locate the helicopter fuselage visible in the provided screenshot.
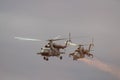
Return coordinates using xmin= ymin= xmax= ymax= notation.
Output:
xmin=37 ymin=47 xmax=64 ymax=61
xmin=69 ymin=51 xmax=85 ymax=60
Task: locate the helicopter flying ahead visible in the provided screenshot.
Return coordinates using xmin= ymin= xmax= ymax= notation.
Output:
xmin=37 ymin=33 xmax=72 ymax=61
xmin=37 ymin=39 xmax=70 ymax=61
xmin=14 ymin=33 xmax=72 ymax=61
xmin=69 ymin=39 xmax=94 ymax=60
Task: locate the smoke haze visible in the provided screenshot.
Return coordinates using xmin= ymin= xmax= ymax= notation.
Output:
xmin=80 ymin=58 xmax=120 ymax=79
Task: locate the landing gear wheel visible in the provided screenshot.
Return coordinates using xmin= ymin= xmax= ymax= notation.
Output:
xmin=46 ymin=57 xmax=49 ymax=61
xmin=43 ymin=57 xmax=46 ymax=60
xmin=43 ymin=57 xmax=49 ymax=61
xmin=60 ymin=56 xmax=62 ymax=60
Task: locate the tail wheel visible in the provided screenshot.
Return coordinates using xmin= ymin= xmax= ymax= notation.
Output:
xmin=88 ymin=54 xmax=93 ymax=58
xmin=60 ymin=56 xmax=62 ymax=60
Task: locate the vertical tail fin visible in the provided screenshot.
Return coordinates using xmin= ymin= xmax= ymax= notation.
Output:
xmin=65 ymin=32 xmax=72 ymax=47
xmin=91 ymin=37 xmax=94 ymax=46
xmin=68 ymin=32 xmax=72 ymax=43
xmin=88 ymin=37 xmax=94 ymax=52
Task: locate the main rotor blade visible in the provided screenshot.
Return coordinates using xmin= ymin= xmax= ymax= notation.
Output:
xmin=14 ymin=37 xmax=41 ymax=41
xmin=91 ymin=37 xmax=94 ymax=46
xmin=68 ymin=42 xmax=78 ymax=46
xmin=53 ymin=35 xmax=61 ymax=39
xmin=68 ymin=42 xmax=89 ymax=46
xmin=47 ymin=38 xmax=66 ymax=41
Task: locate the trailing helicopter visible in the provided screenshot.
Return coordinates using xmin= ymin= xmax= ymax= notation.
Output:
xmin=14 ymin=33 xmax=72 ymax=61
xmin=69 ymin=38 xmax=94 ymax=60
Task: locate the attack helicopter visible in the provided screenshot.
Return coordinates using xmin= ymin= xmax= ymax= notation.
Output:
xmin=14 ymin=33 xmax=72 ymax=61
xmin=69 ymin=38 xmax=94 ymax=60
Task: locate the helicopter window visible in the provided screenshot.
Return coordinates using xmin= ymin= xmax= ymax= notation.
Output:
xmin=44 ymin=49 xmax=50 ymax=52
xmin=41 ymin=48 xmax=50 ymax=53
xmin=41 ymin=49 xmax=44 ymax=52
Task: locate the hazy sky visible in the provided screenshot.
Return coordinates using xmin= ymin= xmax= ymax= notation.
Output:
xmin=0 ymin=0 xmax=120 ymax=80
